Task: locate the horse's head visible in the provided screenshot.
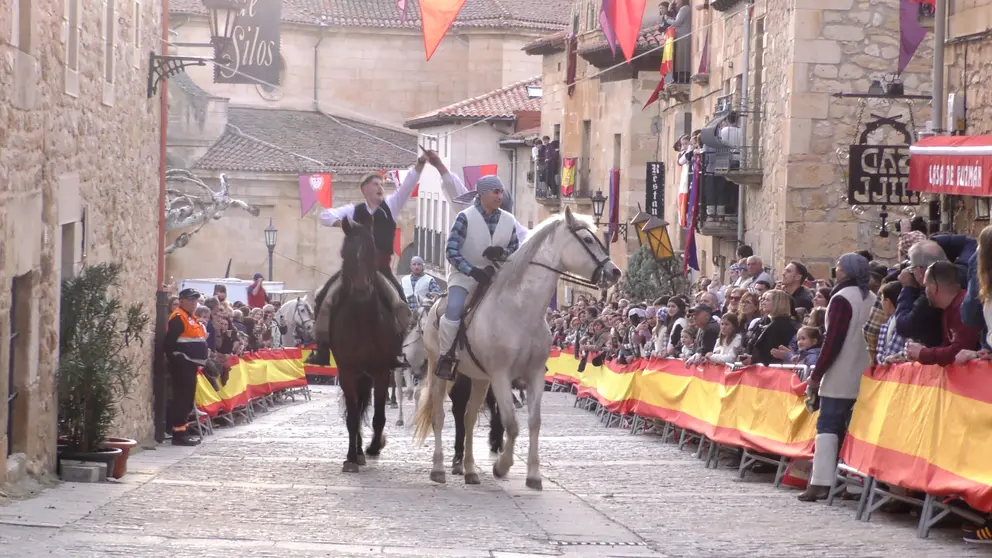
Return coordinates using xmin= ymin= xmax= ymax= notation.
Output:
xmin=294 ymin=296 xmax=315 ymax=340
xmin=341 ymin=217 xmax=377 ymax=300
xmin=559 ymin=206 xmax=622 ymax=286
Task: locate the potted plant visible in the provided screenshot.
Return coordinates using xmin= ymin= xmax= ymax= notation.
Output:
xmin=57 ymin=263 xmax=149 ymax=480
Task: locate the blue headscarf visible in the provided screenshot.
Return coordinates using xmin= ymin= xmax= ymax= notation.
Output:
xmin=838 ymin=253 xmax=870 ymax=299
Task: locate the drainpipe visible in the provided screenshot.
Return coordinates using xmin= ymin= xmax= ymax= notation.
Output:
xmin=737 ymin=1 xmax=752 ymax=246
xmin=313 ymin=23 xmax=327 ymax=111
xmin=153 ymin=0 xmax=170 ymax=443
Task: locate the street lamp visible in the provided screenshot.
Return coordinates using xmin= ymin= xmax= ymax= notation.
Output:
xmin=264 ymin=218 xmax=278 ymax=281
xmin=641 ymin=216 xmax=675 ymax=260
xmin=146 ymin=0 xmax=247 ymax=97
xmin=590 ymin=190 xmax=607 ymax=226
xmin=628 ymin=210 xmax=651 ymax=246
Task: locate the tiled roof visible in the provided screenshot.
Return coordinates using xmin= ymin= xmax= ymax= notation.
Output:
xmin=522 ymin=30 xmax=570 ymax=55
xmin=405 ymin=77 xmax=542 ymax=128
xmin=171 ymin=72 xmax=212 ymax=98
xmin=193 ymin=107 xmax=417 ymax=174
xmin=170 ymin=0 xmax=571 ymax=31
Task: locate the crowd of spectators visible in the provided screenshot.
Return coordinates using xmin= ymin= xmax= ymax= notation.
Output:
xmin=547 ymin=216 xmax=992 ymax=543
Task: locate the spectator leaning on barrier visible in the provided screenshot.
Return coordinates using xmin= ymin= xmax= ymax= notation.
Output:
xmin=894 ymin=240 xmax=949 ymax=347
xmin=905 ymin=261 xmax=980 ymax=366
xmin=961 ymin=224 xmax=992 ymax=351
xmin=799 ymin=253 xmax=876 ymax=502
xmin=691 ymin=304 xmax=721 ymax=357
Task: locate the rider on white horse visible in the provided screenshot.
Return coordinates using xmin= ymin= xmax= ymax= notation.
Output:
xmin=436 ymin=175 xmax=524 ymax=381
xmin=402 ymin=256 xmax=441 ymax=313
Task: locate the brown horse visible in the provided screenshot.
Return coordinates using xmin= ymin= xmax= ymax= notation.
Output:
xmin=329 ymin=217 xmax=406 ymax=472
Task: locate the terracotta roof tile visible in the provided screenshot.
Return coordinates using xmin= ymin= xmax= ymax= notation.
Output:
xmin=170 ymin=0 xmax=571 ymax=31
xmin=404 ymin=76 xmax=542 ymax=128
xmin=522 ymin=29 xmax=570 ymax=55
xmin=193 ymin=107 xmax=417 ymax=174
xmin=579 ymin=24 xmax=668 ymax=55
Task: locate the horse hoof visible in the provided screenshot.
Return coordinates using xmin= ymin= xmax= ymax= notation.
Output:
xmin=452 ymin=459 xmax=464 ymax=476
xmin=356 ymin=454 xmax=367 ymax=466
xmin=492 ymin=463 xmax=507 ymax=479
xmin=490 ymin=444 xmax=502 ymax=455
xmin=395 ymin=419 xmax=404 ymax=427
xmin=342 ymin=462 xmax=360 ymax=473
xmin=526 ymin=477 xmax=543 ymax=491
xmin=430 ymin=471 xmax=446 ymax=484
xmin=465 ymin=472 xmax=481 ymax=485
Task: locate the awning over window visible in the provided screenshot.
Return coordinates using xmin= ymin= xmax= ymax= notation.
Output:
xmin=909 ymin=135 xmax=992 ymax=196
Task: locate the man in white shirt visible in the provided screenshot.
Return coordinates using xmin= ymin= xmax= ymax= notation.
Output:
xmin=402 ymin=256 xmax=441 ymax=312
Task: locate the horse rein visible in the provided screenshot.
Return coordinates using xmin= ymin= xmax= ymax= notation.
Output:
xmin=528 ymin=224 xmax=611 ymax=288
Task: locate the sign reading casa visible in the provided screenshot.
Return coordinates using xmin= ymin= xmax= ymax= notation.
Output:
xmin=909 ymin=135 xmax=992 ymax=197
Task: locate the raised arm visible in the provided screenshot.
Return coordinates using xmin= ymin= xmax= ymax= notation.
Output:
xmin=385 ymin=157 xmax=427 ymax=216
xmin=318 ymin=203 xmax=356 ymax=227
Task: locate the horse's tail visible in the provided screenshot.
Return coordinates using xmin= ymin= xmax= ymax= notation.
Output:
xmin=412 ymin=365 xmax=436 ymax=444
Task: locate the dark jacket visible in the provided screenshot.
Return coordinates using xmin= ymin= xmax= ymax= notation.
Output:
xmin=749 ymin=316 xmax=800 ymax=365
xmin=894 ymin=287 xmax=943 ymax=347
xmin=694 ymin=320 xmax=721 ymax=355
xmin=960 ymin=250 xmax=990 ymax=350
xmin=933 ymin=234 xmax=976 ymax=288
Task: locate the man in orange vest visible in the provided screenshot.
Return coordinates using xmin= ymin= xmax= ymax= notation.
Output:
xmin=163 ymin=288 xmax=208 ymax=446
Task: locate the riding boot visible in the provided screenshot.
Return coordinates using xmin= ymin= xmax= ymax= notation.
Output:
xmin=798 ymin=433 xmax=838 ymax=502
xmin=435 ymin=316 xmax=460 ymax=381
xmin=306 ymin=344 xmax=332 ymax=366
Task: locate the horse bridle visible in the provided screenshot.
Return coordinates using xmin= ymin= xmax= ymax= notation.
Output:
xmin=529 ymin=224 xmax=612 ymax=287
xmin=289 ymin=298 xmax=315 ymax=344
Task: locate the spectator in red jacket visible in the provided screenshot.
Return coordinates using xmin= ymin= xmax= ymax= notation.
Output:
xmin=247 ymin=273 xmax=268 ymax=309
xmin=906 ymin=261 xmax=980 ymax=366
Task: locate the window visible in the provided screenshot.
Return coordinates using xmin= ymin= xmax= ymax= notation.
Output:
xmin=61 ymin=223 xmax=77 ymax=283
xmin=553 ymin=124 xmax=561 ymax=142
xmin=423 ymin=134 xmax=439 ymax=152
xmin=7 ymin=274 xmax=32 ymax=457
xmin=132 ymin=0 xmax=141 ymax=68
xmin=65 ymin=0 xmax=81 ymax=96
xmin=7 ymin=277 xmax=20 ymax=456
xmin=13 ymin=0 xmax=32 ymax=54
xmin=104 ymin=0 xmax=116 ymax=84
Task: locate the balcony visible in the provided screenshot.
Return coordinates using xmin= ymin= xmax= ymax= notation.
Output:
xmin=709 ymin=0 xmax=743 ymax=12
xmin=577 ymin=25 xmax=666 ymax=74
xmin=699 ymin=108 xmax=764 ymax=187
xmin=696 ymin=172 xmax=740 ymax=239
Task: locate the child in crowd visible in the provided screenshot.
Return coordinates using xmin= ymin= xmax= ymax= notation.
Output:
xmin=679 ymin=326 xmax=698 ymax=360
xmin=707 ymin=314 xmax=743 ymax=364
xmin=790 ymin=326 xmax=822 ymax=368
xmin=876 ymin=281 xmax=910 ymax=364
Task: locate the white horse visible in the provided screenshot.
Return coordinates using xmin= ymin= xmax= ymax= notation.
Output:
xmin=394 ymin=295 xmax=436 ymax=427
xmin=413 ymin=208 xmax=621 ymax=489
xmin=274 ymin=296 xmax=316 ymax=347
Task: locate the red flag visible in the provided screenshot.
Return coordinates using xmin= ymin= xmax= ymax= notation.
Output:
xmin=306 ymin=173 xmax=333 ymax=209
xmin=644 ymin=27 xmax=675 ymax=109
xmin=614 ymin=0 xmax=647 ymax=63
xmin=420 ymin=0 xmax=467 ymax=61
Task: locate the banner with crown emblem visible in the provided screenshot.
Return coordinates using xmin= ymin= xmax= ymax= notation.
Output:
xmin=298 ymin=173 xmax=333 ymax=216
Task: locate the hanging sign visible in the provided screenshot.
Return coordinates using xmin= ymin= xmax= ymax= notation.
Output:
xmin=645 ymin=162 xmax=665 ymax=217
xmin=847 ymin=115 xmax=920 ymax=206
xmin=214 ymin=0 xmax=282 ymax=85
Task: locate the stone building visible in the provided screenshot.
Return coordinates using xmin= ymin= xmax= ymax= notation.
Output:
xmin=166 ymin=74 xmax=418 ymax=293
xmin=0 ymin=0 xmax=163 ymax=480
xmin=528 ymin=0 xmax=935 ymax=284
xmin=404 ymin=77 xmax=543 ymax=277
xmin=164 ymin=0 xmax=570 ymax=291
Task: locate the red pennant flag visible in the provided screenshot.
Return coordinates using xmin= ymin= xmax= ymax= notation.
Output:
xmin=644 ymin=27 xmax=675 ymax=109
xmin=614 ymin=0 xmax=647 ymax=63
xmin=420 ymin=0 xmax=467 ymax=61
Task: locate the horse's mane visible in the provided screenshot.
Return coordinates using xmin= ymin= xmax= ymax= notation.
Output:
xmin=492 ymin=212 xmax=597 ymax=290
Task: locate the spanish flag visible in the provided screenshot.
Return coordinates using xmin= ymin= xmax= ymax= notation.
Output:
xmin=644 ymin=27 xmax=676 ymax=109
xmin=561 ymin=158 xmax=577 ymax=196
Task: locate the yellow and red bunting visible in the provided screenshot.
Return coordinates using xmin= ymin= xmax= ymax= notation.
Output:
xmin=842 ymin=361 xmax=992 ymax=513
xmin=194 ymin=348 xmax=309 ymax=417
xmin=547 ymin=351 xmax=817 ymax=459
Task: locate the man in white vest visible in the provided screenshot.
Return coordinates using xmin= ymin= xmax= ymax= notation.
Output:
xmin=798 ymin=252 xmax=876 ymax=502
xmin=402 ymin=256 xmax=441 ymax=313
xmin=436 ymin=175 xmax=523 ymax=381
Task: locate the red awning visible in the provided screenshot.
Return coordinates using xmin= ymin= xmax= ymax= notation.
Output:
xmin=909 ymin=135 xmax=992 ymax=196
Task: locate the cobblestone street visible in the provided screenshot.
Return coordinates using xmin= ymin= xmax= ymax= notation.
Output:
xmin=0 ymin=386 xmax=984 ymax=557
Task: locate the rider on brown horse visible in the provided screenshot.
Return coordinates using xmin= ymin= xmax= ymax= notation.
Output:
xmin=307 ymin=156 xmax=427 ymax=367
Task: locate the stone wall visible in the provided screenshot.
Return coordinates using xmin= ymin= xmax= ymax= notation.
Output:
xmin=780 ymin=0 xmax=933 ymax=277
xmin=174 ymin=21 xmax=547 ymax=127
xmin=0 ymin=0 xmax=163 ymax=480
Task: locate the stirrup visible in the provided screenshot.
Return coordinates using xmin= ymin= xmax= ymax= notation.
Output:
xmin=435 ymin=356 xmax=458 ymax=381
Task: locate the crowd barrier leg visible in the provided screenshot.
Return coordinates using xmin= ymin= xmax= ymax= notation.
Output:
xmin=628 ymin=415 xmax=644 ymax=435
xmin=863 ymin=481 xmax=926 ymax=523
xmin=661 ymin=423 xmax=676 ymax=444
xmin=773 ymin=457 xmax=790 ymax=488
xmin=827 ymin=463 xmax=871 ymax=518
xmin=916 ymin=494 xmax=987 ymax=539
